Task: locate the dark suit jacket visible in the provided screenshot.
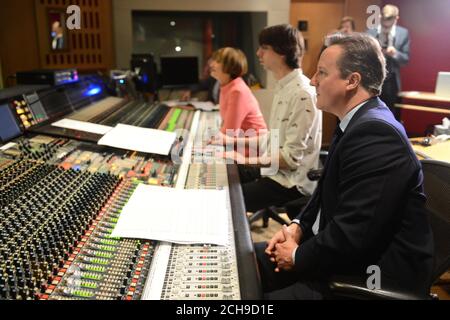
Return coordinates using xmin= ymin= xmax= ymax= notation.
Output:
xmin=367 ymin=26 xmax=410 ymax=91
xmin=295 ymin=97 xmax=433 ymax=295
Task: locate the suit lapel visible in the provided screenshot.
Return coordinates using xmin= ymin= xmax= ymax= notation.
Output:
xmin=343 ymin=97 xmax=383 ymax=133
xmin=317 ymin=97 xmax=383 ymax=230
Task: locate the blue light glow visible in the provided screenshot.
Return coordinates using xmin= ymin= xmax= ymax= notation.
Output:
xmin=119 ymin=79 xmax=125 ymax=84
xmin=86 ymin=86 xmax=102 ymax=96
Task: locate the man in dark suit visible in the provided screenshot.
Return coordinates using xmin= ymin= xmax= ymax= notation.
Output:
xmin=255 ymin=33 xmax=433 ymax=300
xmin=367 ymin=4 xmax=410 ymax=120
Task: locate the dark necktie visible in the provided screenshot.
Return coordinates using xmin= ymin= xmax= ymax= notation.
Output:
xmin=306 ymin=125 xmax=343 ymax=208
xmin=322 ymin=125 xmax=344 ymax=174
xmin=313 ymin=125 xmax=344 ymax=230
xmin=298 ymin=125 xmax=344 ymax=227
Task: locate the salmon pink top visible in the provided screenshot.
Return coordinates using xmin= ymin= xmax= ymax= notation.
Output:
xmin=219 ymin=77 xmax=267 ymax=135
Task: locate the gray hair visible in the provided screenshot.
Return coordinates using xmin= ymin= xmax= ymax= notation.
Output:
xmin=328 ymin=33 xmax=387 ymax=96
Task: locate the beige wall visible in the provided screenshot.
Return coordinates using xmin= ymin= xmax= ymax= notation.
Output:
xmin=113 ymin=0 xmax=290 ymax=88
xmin=0 ymin=0 xmax=40 ymax=86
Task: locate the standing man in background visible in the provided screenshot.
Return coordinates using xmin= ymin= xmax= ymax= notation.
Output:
xmin=367 ymin=4 xmax=410 ymax=120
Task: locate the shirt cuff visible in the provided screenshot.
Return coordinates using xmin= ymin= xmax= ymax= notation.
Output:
xmin=292 ymin=246 xmax=298 ymax=265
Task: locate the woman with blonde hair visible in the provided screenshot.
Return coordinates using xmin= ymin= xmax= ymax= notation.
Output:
xmin=210 ymin=47 xmax=267 ymax=136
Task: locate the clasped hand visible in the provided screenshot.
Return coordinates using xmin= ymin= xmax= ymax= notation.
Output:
xmin=265 ymin=224 xmax=302 ymax=272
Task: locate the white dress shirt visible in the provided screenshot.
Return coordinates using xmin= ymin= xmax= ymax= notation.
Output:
xmin=378 ymin=24 xmax=397 ymax=48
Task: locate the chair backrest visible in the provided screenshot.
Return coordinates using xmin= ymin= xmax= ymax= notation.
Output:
xmin=252 ymin=89 xmax=275 ymax=124
xmin=420 ymin=159 xmax=450 ymax=283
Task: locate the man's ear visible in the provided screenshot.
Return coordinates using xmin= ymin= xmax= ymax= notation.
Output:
xmin=346 ymin=72 xmax=361 ymax=90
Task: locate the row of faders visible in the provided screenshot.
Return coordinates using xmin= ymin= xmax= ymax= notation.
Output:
xmin=185 ymin=163 xmax=228 ymax=190
xmin=44 ymin=180 xmax=155 ymax=300
xmin=0 ymin=158 xmax=156 ymax=300
xmin=161 ymin=243 xmax=240 ymax=300
xmin=160 ymin=165 xmax=241 ymax=300
xmin=0 ymin=162 xmax=119 ymax=300
xmin=0 ymin=159 xmax=55 ymax=208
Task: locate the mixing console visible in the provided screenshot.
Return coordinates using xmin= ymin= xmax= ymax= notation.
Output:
xmin=153 ymin=162 xmax=241 ymax=300
xmin=0 ymin=162 xmax=121 ymax=299
xmin=25 ymin=90 xmax=195 ymax=144
xmin=43 ymin=180 xmax=155 ymax=300
xmin=1 ymin=136 xmax=179 ymax=185
xmin=69 ymin=97 xmax=195 ymax=133
xmin=0 ymin=89 xmax=261 ymax=300
xmin=1 ymin=136 xmax=70 ymax=162
xmin=59 ymin=150 xmax=177 ymax=185
xmin=13 ymin=96 xmax=46 ymax=129
xmin=0 ymin=134 xmax=179 ymax=300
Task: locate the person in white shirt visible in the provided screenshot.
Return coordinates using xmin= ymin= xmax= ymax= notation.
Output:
xmin=218 ymin=24 xmax=322 ymax=219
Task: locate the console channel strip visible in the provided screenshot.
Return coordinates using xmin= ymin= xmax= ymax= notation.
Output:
xmin=42 ymin=180 xmax=155 ymax=300
xmin=157 ymin=164 xmax=241 ymax=300
xmin=0 ymin=136 xmax=181 ymax=300
xmin=149 ymin=111 xmax=241 ymax=300
xmin=0 ymin=159 xmax=159 ymax=300
xmin=0 ymin=107 xmax=255 ymax=300
xmin=1 ymin=136 xmax=179 ymax=185
xmin=0 ymin=162 xmax=121 ymax=300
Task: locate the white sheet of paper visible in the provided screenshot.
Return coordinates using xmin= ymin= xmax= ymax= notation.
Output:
xmin=97 ymin=124 xmax=177 ymax=155
xmin=0 ymin=142 xmax=17 ymax=151
xmin=111 ymin=184 xmax=229 ymax=246
xmin=52 ymin=118 xmax=113 ymax=135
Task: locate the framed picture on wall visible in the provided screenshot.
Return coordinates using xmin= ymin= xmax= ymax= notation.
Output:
xmin=48 ymin=9 xmax=69 ymax=51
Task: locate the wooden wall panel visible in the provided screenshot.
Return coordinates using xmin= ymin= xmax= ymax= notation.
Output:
xmin=0 ymin=0 xmax=41 ymax=85
xmin=0 ymin=0 xmax=115 ymax=86
xmin=290 ymin=0 xmax=345 ymax=78
xmin=34 ymin=0 xmax=115 ymax=72
xmin=290 ymin=0 xmax=345 ymax=146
